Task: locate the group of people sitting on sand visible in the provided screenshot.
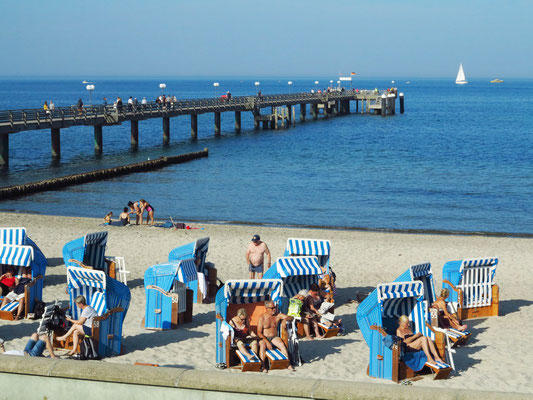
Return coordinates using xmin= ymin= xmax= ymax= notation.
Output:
xmin=103 ymin=199 xmax=155 ymax=226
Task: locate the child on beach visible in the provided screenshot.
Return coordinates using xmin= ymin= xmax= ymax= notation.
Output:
xmin=103 ymin=212 xmax=113 ymax=225
xmin=289 ymin=289 xmax=323 ymax=340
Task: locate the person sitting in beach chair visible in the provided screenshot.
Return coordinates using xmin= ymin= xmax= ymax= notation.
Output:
xmin=432 ymin=289 xmax=468 ymax=332
xmin=0 ymin=279 xmax=28 ymax=321
xmin=257 ymin=300 xmax=294 ymax=371
xmin=56 ymin=295 xmax=97 ymax=356
xmin=396 ymin=315 xmax=445 ymax=368
xmin=316 ymin=295 xmax=343 ymax=337
xmin=303 ymin=283 xmax=325 ymax=339
xmin=229 ymin=308 xmax=259 ymax=361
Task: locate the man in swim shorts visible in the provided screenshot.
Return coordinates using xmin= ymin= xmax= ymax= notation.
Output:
xmin=245 ymin=234 xmax=271 ymax=279
xmin=257 ymin=300 xmax=294 ymax=371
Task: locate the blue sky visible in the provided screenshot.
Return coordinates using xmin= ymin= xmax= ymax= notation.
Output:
xmin=0 ymin=0 xmax=531 ymax=78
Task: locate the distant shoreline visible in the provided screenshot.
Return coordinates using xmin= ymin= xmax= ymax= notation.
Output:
xmin=1 ymin=210 xmax=531 ymax=239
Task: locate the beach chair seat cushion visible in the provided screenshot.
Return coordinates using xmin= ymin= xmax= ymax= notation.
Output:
xmin=0 ymin=300 xmax=19 ymax=314
xmin=425 ymin=360 xmax=452 ymax=380
xmin=266 ymin=348 xmax=290 ymax=370
xmin=236 ymin=349 xmax=261 ymax=372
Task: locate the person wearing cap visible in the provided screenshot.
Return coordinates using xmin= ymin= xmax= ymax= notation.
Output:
xmin=245 ymin=235 xmax=271 ymax=279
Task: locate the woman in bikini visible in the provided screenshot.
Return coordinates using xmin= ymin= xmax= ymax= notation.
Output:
xmin=432 ymin=289 xmax=468 ymax=331
xmin=140 ymin=199 xmax=155 ymax=226
xmin=229 ymin=308 xmax=259 ymax=360
xmin=127 ymin=201 xmax=143 ymax=225
xmin=396 ymin=315 xmax=444 ymax=365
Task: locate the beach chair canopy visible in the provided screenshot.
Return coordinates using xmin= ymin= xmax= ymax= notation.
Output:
xmin=67 ymin=266 xmax=107 ymax=316
xmin=145 ymin=259 xmax=198 ymax=291
xmin=394 ymin=262 xmax=436 ymax=305
xmin=222 ymin=279 xmax=283 ymax=305
xmin=0 ymin=228 xmax=27 ymax=245
xmin=443 ymin=257 xmax=498 ymax=307
xmin=168 ymin=237 xmax=210 ymax=274
xmin=0 ymin=244 xmax=33 ymax=267
xmin=263 ymin=256 xmax=322 ymax=299
xmin=63 ymin=231 xmax=108 ymax=271
xmin=283 ymin=238 xmax=331 ymax=271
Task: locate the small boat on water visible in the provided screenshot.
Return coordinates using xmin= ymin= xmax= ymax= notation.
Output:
xmin=490 ymin=79 xmax=504 ymax=83
xmin=455 ymin=64 xmax=468 ymax=85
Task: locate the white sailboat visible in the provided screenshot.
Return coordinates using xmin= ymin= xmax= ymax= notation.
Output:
xmin=455 ymin=64 xmax=467 ymax=85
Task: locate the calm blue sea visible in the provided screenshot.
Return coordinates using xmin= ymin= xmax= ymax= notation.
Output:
xmin=0 ymin=78 xmax=532 ymax=235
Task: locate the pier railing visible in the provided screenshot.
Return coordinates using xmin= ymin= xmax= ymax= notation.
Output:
xmin=0 ymin=90 xmax=388 ymax=134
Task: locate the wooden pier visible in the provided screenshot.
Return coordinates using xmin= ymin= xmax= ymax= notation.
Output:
xmin=0 ymin=89 xmax=402 ymax=167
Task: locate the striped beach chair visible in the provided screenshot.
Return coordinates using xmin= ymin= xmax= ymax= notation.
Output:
xmin=0 ymin=227 xmax=47 ymax=320
xmin=356 ymin=281 xmax=451 ymax=382
xmin=168 ymin=237 xmax=213 ymax=303
xmin=442 ymin=257 xmax=499 ymax=320
xmin=63 ymin=231 xmax=112 ymax=275
xmin=64 ymin=265 xmax=131 ymax=357
xmin=283 ymin=238 xmax=331 ymax=273
xmin=144 ymin=259 xmax=197 ymax=330
xmin=215 ymin=279 xmax=290 ymax=371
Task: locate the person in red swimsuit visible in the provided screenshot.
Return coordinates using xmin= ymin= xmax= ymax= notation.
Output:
xmin=0 ymin=266 xmax=18 ymax=296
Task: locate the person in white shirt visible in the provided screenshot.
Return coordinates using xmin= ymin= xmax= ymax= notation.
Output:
xmin=56 ymin=295 xmax=97 ymax=356
xmin=141 ymin=97 xmax=147 ymax=105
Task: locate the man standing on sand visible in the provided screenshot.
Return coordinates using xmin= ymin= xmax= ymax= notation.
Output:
xmin=257 ymin=300 xmax=294 ymax=371
xmin=246 ymin=235 xmax=271 ymax=279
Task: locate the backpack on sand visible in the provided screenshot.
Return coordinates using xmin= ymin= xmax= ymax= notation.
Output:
xmin=79 ymin=337 xmax=100 ymax=360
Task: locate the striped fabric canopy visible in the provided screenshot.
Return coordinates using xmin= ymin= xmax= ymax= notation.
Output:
xmin=283 ymin=275 xmax=318 ymax=298
xmin=286 ymin=238 xmax=331 ymax=256
xmin=277 ymin=256 xmax=322 ymax=277
xmin=0 ymin=228 xmax=27 ymax=245
xmin=144 ymin=263 xmax=180 ymax=293
xmin=460 ymin=257 xmax=498 ymax=272
xmin=377 ymin=281 xmax=423 ymax=302
xmin=83 ymin=231 xmax=108 ymax=270
xmin=176 ymin=259 xmax=198 ymax=284
xmin=67 ymin=266 xmax=107 ymax=290
xmin=410 ymin=263 xmax=432 ymax=279
xmin=0 ymin=244 xmax=34 ymax=267
xmin=224 ymin=279 xmax=283 ymax=304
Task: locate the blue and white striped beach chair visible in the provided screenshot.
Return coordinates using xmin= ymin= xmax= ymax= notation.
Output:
xmin=168 ymin=237 xmax=212 ymax=303
xmin=442 ymin=257 xmax=499 ymax=320
xmin=63 ymin=231 xmax=110 ymax=274
xmin=357 ymin=281 xmax=451 ymax=382
xmin=144 ymin=259 xmax=197 ymax=330
xmin=0 ymin=227 xmax=47 ymax=320
xmin=65 ymin=265 xmax=130 ymax=357
xmin=215 ymin=279 xmax=290 ymax=371
xmin=283 ymin=238 xmax=331 ymax=273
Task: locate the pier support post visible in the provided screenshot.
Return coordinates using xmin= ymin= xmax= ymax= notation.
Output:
xmin=311 ymin=104 xmax=318 ymax=120
xmin=191 ymin=114 xmax=198 ymax=140
xmin=235 ymin=111 xmax=241 ymax=133
xmin=51 ymin=128 xmax=60 ymax=160
xmin=286 ymin=105 xmax=292 ymax=125
xmin=323 ymin=104 xmax=329 ymax=118
xmin=130 ymin=120 xmax=139 ymax=150
xmin=163 ymin=117 xmax=170 ymax=145
xmin=399 ymin=93 xmax=405 ymax=114
xmin=262 ymin=120 xmax=268 ymax=130
xmin=94 ymin=125 xmax=103 ymax=155
xmin=253 ymin=111 xmax=260 ymax=130
xmin=269 ymin=120 xmax=275 ymax=129
xmin=355 ymin=100 xmax=359 ymax=114
xmin=0 ymin=134 xmax=8 ymax=167
xmin=334 ymin=101 xmax=340 ymax=115
xmin=346 ymin=100 xmax=350 ymax=114
xmin=214 ymin=112 xmax=221 ymax=137
xmin=389 ymin=94 xmax=396 ymax=115
xmin=300 ymin=104 xmax=306 ymax=121
xmin=381 ymin=95 xmax=387 ymax=117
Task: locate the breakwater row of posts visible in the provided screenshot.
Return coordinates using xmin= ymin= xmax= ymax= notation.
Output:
xmin=0 ymin=149 xmax=208 ymax=200
xmin=0 ymin=89 xmax=404 ymax=167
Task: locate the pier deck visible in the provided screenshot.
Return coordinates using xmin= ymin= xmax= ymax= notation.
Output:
xmin=0 ymin=90 xmax=402 ymax=167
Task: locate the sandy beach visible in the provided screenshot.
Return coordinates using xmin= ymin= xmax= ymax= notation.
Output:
xmin=1 ymin=211 xmax=532 ymax=395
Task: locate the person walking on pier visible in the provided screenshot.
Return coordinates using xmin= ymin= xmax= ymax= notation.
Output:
xmin=246 ymin=235 xmax=271 ymax=279
xmin=103 ymin=97 xmax=107 ymax=106
xmin=43 ymin=101 xmax=49 ymax=115
xmin=77 ymin=98 xmax=83 ymax=115
xmin=141 ymin=97 xmax=147 ymax=106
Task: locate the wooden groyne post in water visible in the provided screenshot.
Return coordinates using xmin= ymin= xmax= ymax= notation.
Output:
xmin=0 ymin=148 xmax=208 ymax=200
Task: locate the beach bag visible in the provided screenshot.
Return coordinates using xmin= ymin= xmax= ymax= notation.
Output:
xmin=79 ymin=337 xmax=100 ymax=360
xmin=288 ymin=298 xmax=303 ymax=318
xmin=33 ymin=300 xmax=46 ymax=320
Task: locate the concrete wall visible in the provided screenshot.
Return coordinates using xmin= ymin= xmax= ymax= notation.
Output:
xmin=0 ymin=355 xmax=531 ymax=400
